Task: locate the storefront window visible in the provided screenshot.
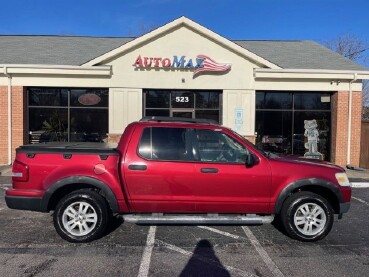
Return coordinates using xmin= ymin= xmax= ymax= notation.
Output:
xmin=28 ymin=88 xmax=108 ymax=143
xmin=255 ymin=91 xmax=331 ymax=160
xmin=143 ymin=89 xmax=222 ymax=123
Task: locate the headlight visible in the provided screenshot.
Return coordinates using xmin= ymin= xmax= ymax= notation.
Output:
xmin=335 ymin=173 xmax=351 ymax=187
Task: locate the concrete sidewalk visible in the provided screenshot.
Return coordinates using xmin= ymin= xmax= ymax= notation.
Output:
xmin=0 ymin=165 xmax=11 ymax=177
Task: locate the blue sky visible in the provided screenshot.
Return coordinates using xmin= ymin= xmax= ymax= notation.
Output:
xmin=0 ymin=1 xmax=368 ymax=48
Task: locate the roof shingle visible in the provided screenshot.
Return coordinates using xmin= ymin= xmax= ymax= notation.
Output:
xmin=0 ymin=35 xmax=366 ymax=70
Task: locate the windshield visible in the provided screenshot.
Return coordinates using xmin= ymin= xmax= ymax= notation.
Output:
xmin=229 ymin=129 xmax=278 ymax=158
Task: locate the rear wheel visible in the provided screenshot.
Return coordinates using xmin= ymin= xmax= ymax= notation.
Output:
xmin=53 ymin=189 xmax=109 ymax=243
xmin=280 ymin=191 xmax=334 ymax=242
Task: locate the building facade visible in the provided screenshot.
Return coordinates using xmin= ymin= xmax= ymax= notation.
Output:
xmin=0 ymin=17 xmax=368 ymax=167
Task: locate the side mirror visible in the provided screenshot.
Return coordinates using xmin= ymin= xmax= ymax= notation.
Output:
xmin=246 ymin=153 xmax=258 ymax=168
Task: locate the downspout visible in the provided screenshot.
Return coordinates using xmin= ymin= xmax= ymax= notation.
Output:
xmin=4 ymin=66 xmax=12 ymax=165
xmin=346 ymin=73 xmax=358 ymax=167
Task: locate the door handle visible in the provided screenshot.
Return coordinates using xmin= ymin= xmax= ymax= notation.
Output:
xmin=128 ymin=164 xmax=147 ymax=171
xmin=200 ymin=168 xmax=218 ymax=173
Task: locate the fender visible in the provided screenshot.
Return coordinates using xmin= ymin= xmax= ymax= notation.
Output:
xmin=40 ymin=176 xmax=120 ymax=213
xmin=273 ymin=178 xmax=343 ymax=214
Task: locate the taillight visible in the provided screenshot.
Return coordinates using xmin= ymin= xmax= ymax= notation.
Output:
xmin=12 ymin=160 xmax=29 ymax=182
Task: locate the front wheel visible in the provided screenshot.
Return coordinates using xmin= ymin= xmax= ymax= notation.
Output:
xmin=280 ymin=191 xmax=334 ymax=242
xmin=53 ymin=189 xmax=109 ymax=243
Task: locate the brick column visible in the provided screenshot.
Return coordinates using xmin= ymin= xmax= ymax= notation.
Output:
xmin=331 ymin=91 xmax=362 ymax=167
xmin=0 ymin=86 xmax=8 ymax=164
xmin=0 ymin=86 xmax=25 ymax=164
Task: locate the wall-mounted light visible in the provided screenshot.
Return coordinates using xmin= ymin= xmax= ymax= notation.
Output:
xmin=330 ymin=80 xmax=341 ymax=85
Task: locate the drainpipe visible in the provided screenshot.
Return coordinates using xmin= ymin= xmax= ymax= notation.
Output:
xmin=4 ymin=66 xmax=12 ymax=165
xmin=347 ymin=73 xmax=358 ymax=167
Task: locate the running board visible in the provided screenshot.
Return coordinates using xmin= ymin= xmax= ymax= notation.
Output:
xmin=121 ymin=214 xmax=274 ymax=225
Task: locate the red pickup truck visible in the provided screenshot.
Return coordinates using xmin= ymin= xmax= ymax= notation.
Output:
xmin=5 ymin=117 xmax=351 ymax=243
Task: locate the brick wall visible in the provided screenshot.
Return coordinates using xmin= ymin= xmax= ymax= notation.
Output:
xmin=0 ymin=86 xmax=25 ymax=165
xmin=331 ymin=91 xmax=362 ymax=167
xmin=0 ymin=87 xmax=8 ymax=164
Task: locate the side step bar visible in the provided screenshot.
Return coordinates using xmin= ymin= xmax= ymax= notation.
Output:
xmin=121 ymin=214 xmax=274 ymax=225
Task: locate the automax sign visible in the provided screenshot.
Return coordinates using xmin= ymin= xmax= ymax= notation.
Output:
xmin=132 ymin=54 xmax=231 ymax=75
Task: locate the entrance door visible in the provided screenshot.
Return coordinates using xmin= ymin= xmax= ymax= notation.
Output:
xmin=171 ymin=110 xmax=194 ymax=119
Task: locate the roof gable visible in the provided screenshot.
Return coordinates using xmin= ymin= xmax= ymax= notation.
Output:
xmin=82 ymin=16 xmax=281 ymax=69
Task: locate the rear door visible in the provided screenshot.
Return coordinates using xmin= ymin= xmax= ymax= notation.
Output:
xmin=193 ymin=128 xmax=272 ymax=213
xmin=123 ymin=125 xmax=196 ymax=212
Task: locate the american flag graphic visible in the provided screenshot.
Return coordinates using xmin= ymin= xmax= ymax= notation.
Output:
xmin=194 ymin=55 xmax=232 ymax=75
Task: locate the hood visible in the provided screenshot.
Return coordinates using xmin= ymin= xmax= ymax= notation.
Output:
xmin=270 ymin=155 xmax=344 ymax=172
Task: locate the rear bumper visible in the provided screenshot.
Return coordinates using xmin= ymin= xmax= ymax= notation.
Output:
xmin=5 ymin=195 xmax=43 ymax=212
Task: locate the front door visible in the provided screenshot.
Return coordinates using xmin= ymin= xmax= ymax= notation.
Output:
xmin=193 ymin=128 xmax=272 ymax=213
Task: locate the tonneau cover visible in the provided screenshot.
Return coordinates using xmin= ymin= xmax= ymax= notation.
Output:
xmin=16 ymin=142 xmax=118 ymax=155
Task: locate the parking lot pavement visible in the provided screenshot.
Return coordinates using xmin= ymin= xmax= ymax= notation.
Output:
xmin=0 ymin=188 xmax=368 ymax=277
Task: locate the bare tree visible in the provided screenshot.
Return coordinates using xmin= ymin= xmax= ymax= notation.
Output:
xmin=127 ymin=22 xmax=158 ymax=37
xmin=324 ymin=34 xmax=369 ymax=111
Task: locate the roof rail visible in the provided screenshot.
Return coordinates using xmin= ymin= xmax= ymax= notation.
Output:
xmin=140 ymin=116 xmax=219 ymax=125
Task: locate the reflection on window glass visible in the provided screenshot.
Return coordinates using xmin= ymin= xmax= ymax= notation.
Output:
xmin=195 ymin=110 xmax=220 ymax=123
xmin=145 ymin=90 xmax=170 ymax=108
xmin=195 ymin=91 xmax=220 ymax=108
xmin=145 ymin=109 xmax=170 ymax=117
xmin=294 ymin=93 xmax=331 ymax=110
xmin=138 ymin=128 xmax=152 ymax=159
xmin=256 ymin=92 xmax=292 ymax=109
xmin=28 ymin=108 xmax=68 ymax=143
xmin=28 ymin=88 xmax=68 ymax=106
xmin=195 ymin=129 xmax=249 ymax=163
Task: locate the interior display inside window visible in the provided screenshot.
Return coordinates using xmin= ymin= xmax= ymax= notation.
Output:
xmin=255 ymin=91 xmax=331 ymax=161
xmin=27 ymin=87 xmax=108 ymax=143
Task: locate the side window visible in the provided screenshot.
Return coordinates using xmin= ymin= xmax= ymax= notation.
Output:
xmin=138 ymin=127 xmax=192 ymax=161
xmin=195 ymin=129 xmax=249 ymax=164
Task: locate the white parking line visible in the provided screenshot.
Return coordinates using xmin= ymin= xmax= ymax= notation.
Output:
xmin=197 ymin=226 xmax=243 ymax=240
xmin=242 ymin=226 xmax=284 ymax=277
xmin=351 ymin=182 xmax=369 ymax=188
xmin=156 ymin=239 xmax=256 ymax=277
xmin=352 ymin=196 xmax=369 ymax=206
xmin=137 ymin=226 xmax=156 ymax=277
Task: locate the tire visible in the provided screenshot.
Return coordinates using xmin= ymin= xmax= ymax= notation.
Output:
xmin=280 ymin=191 xmax=334 ymax=242
xmin=53 ymin=189 xmax=109 ymax=243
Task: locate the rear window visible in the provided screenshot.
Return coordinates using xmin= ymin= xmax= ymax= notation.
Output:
xmin=138 ymin=127 xmax=192 ymax=161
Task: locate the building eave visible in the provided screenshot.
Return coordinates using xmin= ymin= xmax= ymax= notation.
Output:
xmin=254 ymin=68 xmax=369 ymax=80
xmin=0 ymin=64 xmax=112 ymax=76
